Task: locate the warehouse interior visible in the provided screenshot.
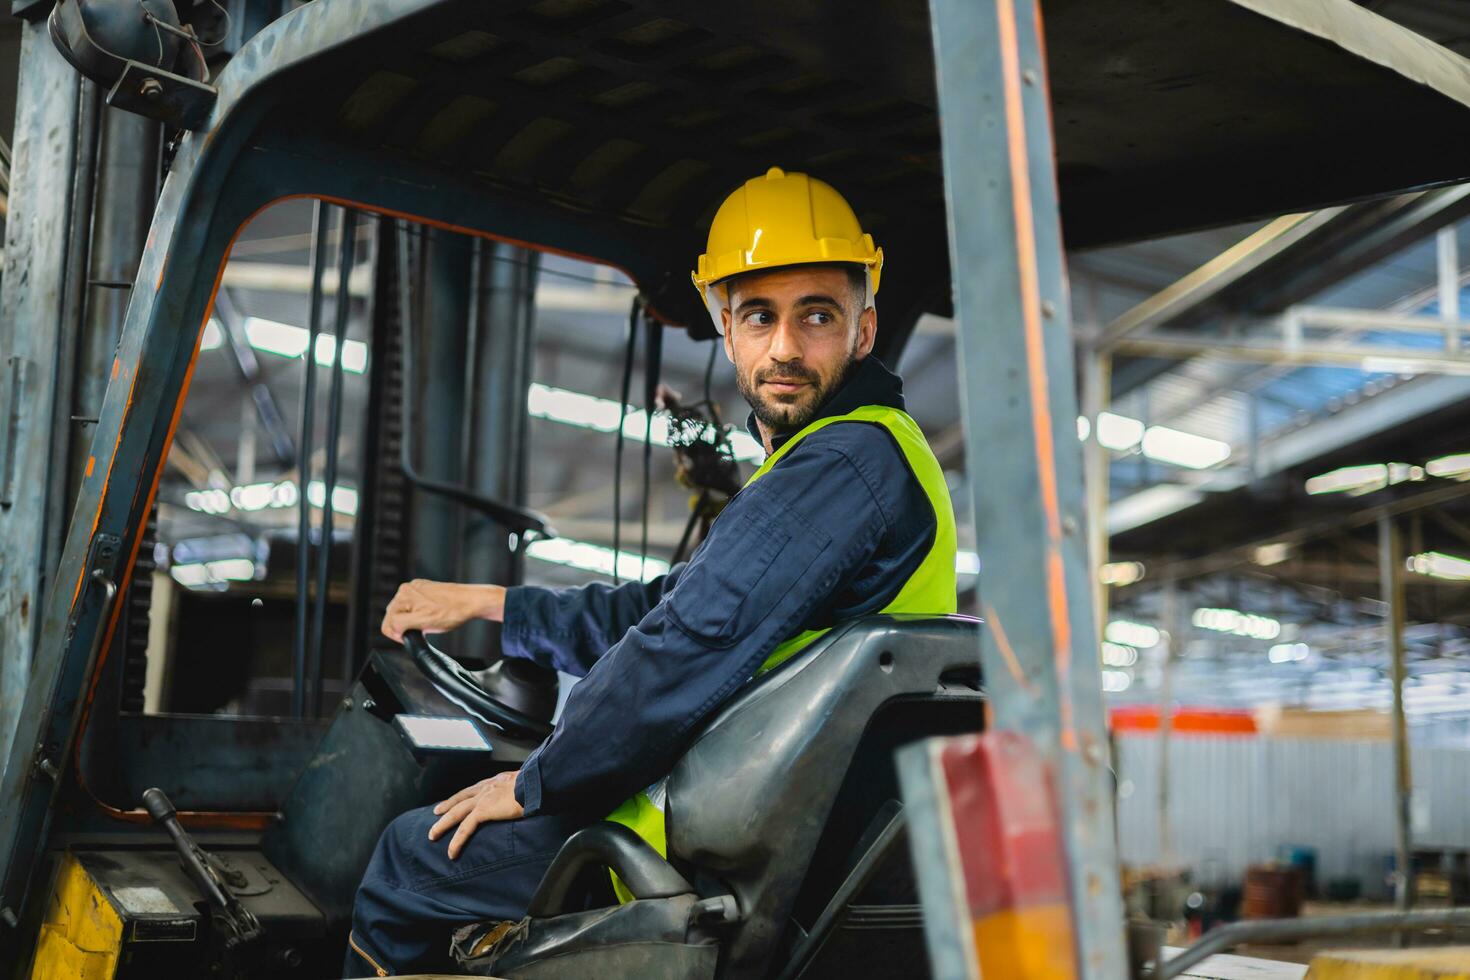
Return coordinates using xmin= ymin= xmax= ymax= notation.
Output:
xmin=2 ymin=1 xmax=1470 ymax=978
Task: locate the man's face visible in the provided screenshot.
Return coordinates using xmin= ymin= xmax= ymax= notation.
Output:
xmin=721 ymin=266 xmax=877 ymax=435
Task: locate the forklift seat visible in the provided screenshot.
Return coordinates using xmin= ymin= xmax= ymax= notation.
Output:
xmin=454 ymin=614 xmax=984 ymax=979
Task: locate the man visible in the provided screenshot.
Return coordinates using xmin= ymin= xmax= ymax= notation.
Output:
xmin=345 ymin=167 xmax=956 ymax=976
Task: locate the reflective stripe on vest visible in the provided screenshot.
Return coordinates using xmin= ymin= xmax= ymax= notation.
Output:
xmin=605 ymin=405 xmax=957 ymax=903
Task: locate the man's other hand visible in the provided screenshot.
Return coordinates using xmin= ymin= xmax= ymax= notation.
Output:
xmin=381 ymin=580 xmax=506 ymax=643
xmin=428 ymin=771 xmax=524 ymax=859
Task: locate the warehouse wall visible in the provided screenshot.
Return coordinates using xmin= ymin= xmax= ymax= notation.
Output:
xmin=1114 ymin=735 xmax=1470 ymax=891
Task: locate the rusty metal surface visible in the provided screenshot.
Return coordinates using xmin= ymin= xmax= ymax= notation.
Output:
xmin=0 ymin=22 xmax=85 ymax=772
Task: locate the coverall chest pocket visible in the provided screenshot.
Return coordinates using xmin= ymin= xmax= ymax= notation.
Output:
xmin=665 ymin=503 xmax=829 ymax=648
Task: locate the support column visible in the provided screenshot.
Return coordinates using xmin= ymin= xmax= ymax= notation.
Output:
xmin=903 ymin=0 xmax=1128 ymax=976
xmin=64 ymin=109 xmax=160 ymax=504
xmin=408 ymin=228 xmax=474 ymax=582
xmin=1082 ymin=348 xmax=1111 ymax=643
xmin=404 ymin=228 xmax=474 ymax=657
xmin=0 ymin=29 xmax=86 ymax=768
xmin=1378 ymin=516 xmax=1414 ymax=924
xmin=1158 ymin=574 xmax=1180 ymax=868
xmin=458 ymin=241 xmax=538 ymax=658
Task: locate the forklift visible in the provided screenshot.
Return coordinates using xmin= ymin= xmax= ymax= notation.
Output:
xmin=3 ymin=0 xmax=1470 ymax=977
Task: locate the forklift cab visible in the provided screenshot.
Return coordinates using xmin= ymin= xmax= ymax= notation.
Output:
xmin=4 ymin=0 xmax=1470 ymax=977
xmin=268 ymin=615 xmax=983 ymax=979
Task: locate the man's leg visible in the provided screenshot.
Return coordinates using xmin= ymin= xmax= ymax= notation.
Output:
xmin=344 ymin=804 xmax=600 ymax=976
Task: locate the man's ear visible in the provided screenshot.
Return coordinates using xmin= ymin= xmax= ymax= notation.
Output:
xmin=721 ymin=308 xmax=736 ymax=362
xmin=855 ymin=306 xmax=877 ymax=360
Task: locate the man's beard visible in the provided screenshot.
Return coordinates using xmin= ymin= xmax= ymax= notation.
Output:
xmin=737 ymin=352 xmax=858 ymax=434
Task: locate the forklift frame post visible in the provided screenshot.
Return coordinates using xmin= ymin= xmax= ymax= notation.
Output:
xmin=907 ymin=0 xmax=1128 ymax=975
xmin=293 ymin=200 xmax=331 ymax=719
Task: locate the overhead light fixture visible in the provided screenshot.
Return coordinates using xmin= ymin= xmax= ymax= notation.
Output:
xmin=1192 ymin=607 xmax=1282 ymax=640
xmin=525 ymin=536 xmax=671 ymax=583
xmin=1140 ymin=425 xmax=1231 ymax=469
xmin=527 ymin=383 xmax=765 ymax=463
xmin=1426 ymin=453 xmax=1470 ymax=479
xmin=955 ymin=550 xmax=981 ymax=575
xmin=1101 ymin=642 xmax=1139 ymax=667
xmin=1076 ymin=416 xmax=1091 ymax=442
xmin=1105 ymin=620 xmax=1160 ymax=649
xmin=1095 ymin=412 xmax=1145 ymax=451
xmin=1099 ymin=561 xmax=1145 ymax=586
xmin=169 ymin=558 xmax=259 ymax=589
xmin=1407 ymin=551 xmax=1470 ymax=581
xmin=305 ymin=481 xmax=360 ymax=516
xmin=1254 ymin=542 xmax=1291 ymax=566
xmin=1268 ymin=642 xmax=1309 ymax=664
xmin=1101 ymin=669 xmax=1132 ymax=693
xmin=199 ymin=316 xmax=368 ymax=374
xmin=184 ymin=480 xmax=357 ymax=517
xmin=1304 ymin=462 xmax=1423 ymax=496
xmin=1305 ymin=463 xmax=1388 ymax=496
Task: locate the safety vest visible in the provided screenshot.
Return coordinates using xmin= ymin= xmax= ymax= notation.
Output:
xmin=604 ymin=405 xmax=957 ymax=902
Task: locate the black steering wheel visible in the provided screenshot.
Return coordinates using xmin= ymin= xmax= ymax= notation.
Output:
xmin=402 ymin=630 xmax=556 ymax=741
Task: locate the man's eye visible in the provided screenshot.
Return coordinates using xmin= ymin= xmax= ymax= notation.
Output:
xmin=805 ymin=311 xmax=835 ymax=326
xmin=745 ymin=311 xmax=775 ymax=326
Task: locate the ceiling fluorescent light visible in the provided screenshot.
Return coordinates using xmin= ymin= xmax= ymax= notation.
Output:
xmin=306 ymin=481 xmax=360 ymax=516
xmin=184 ymin=480 xmax=355 ymax=517
xmin=1426 ymin=453 xmax=1470 ymax=479
xmin=1407 ymin=551 xmax=1470 ymax=581
xmin=955 ymin=550 xmax=981 ymax=575
xmin=1076 ymin=416 xmax=1090 ymax=442
xmin=169 ymin=558 xmax=259 ymax=589
xmin=1254 ymin=542 xmax=1290 ymax=566
xmin=1105 ymin=620 xmax=1160 ymax=649
xmin=1192 ymin=607 xmax=1281 ymax=640
xmin=527 ymin=382 xmax=765 ymax=463
xmin=526 ymin=536 xmax=671 ymax=583
xmin=1305 ymin=463 xmax=1388 ymax=496
xmin=1099 ymin=561 xmax=1145 ymax=586
xmin=1096 ymin=412 xmax=1144 ymax=451
xmin=1267 ymin=642 xmax=1309 ymax=664
xmin=242 ymin=316 xmax=368 ymax=374
xmin=1141 ymin=425 xmax=1231 ymax=469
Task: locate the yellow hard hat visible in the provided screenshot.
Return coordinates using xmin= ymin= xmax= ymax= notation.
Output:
xmin=692 ymin=167 xmax=882 ymax=334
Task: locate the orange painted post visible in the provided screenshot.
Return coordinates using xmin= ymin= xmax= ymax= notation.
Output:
xmin=920 ymin=0 xmax=1128 ymax=972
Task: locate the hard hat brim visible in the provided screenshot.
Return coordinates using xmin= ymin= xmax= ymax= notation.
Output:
xmin=696 ymin=257 xmax=880 ymax=336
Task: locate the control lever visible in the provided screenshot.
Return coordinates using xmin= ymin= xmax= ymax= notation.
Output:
xmin=142 ymin=788 xmax=263 ymax=968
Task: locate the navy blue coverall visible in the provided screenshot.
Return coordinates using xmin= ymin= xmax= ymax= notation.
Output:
xmin=345 ymin=356 xmax=937 ymax=976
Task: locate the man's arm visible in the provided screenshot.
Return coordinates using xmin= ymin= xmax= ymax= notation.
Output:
xmin=515 ymin=436 xmax=897 ymax=817
xmin=501 ymin=569 xmax=684 ymax=677
xmin=379 ymin=566 xmax=683 ymax=677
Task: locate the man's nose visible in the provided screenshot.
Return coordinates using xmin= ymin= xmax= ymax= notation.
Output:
xmin=767 ymin=316 xmax=803 ymax=363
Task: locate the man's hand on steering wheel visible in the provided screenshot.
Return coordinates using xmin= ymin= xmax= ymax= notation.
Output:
xmin=428 ymin=771 xmax=525 ymax=859
xmin=381 ymin=579 xmax=507 ymax=642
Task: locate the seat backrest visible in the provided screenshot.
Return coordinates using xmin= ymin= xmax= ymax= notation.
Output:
xmin=664 ymin=614 xmax=983 ymax=979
